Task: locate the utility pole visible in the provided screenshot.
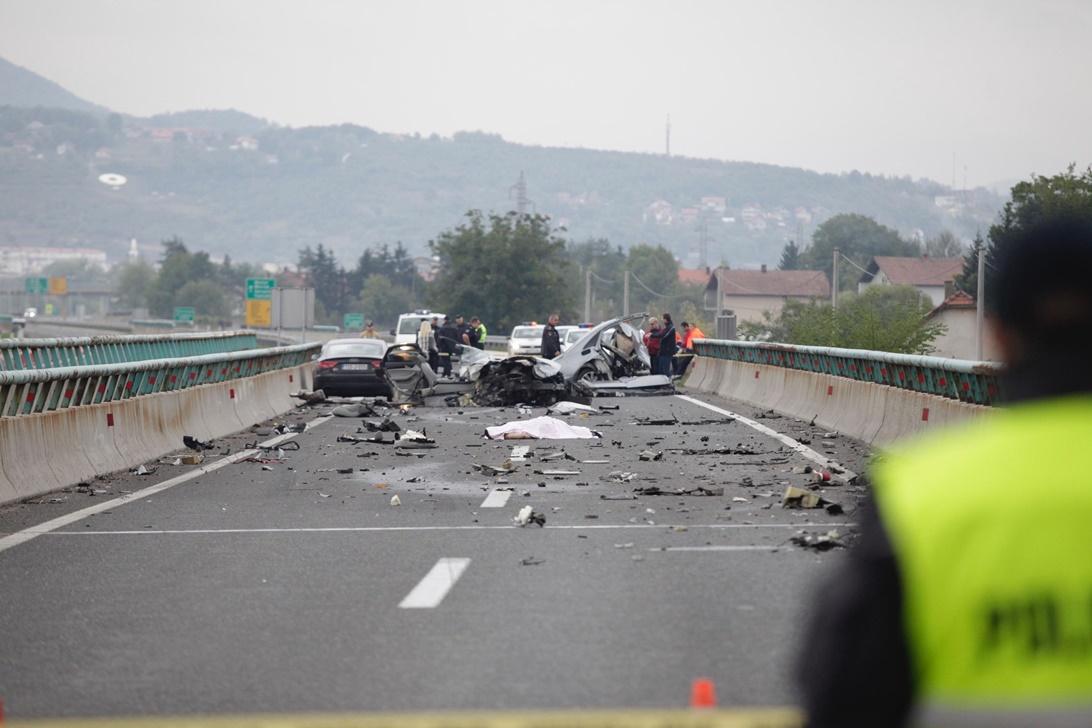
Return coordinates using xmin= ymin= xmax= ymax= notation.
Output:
xmin=832 ymin=248 xmax=840 ymax=308
xmin=510 ymin=171 xmax=530 ymax=215
xmin=584 ymin=268 xmax=592 ymax=323
xmin=623 ymin=269 xmax=630 ymax=316
xmin=976 ymin=245 xmax=986 ymax=360
xmin=697 ymin=215 xmax=709 ymax=268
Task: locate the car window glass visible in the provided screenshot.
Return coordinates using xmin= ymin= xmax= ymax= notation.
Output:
xmin=323 ymin=342 xmax=385 ymax=358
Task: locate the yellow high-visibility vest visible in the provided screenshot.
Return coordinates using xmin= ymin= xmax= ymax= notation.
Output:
xmin=874 ymin=395 xmax=1092 ymax=722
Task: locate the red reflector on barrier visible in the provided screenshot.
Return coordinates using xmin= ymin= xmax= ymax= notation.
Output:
xmin=149 ymin=376 xmax=157 ymax=384
xmin=289 ymin=374 xmax=294 ymax=383
xmin=827 ymin=385 xmax=833 ymax=396
xmin=754 ymin=370 xmax=760 ymax=379
xmin=25 ymin=391 xmax=35 ymax=403
xmin=124 ymin=381 xmax=133 ymax=391
xmin=229 ymin=388 xmax=236 ymax=399
xmin=106 ymin=413 xmax=114 ymax=427
xmin=64 ymin=389 xmax=73 ymax=399
xmin=97 ymin=384 xmax=106 ymax=394
xmin=922 ymin=407 xmax=930 ymax=421
xmin=189 ymin=372 xmax=197 ymax=380
xmin=169 ymin=375 xmax=177 ymax=383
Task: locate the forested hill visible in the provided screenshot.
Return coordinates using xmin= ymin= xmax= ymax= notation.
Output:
xmin=0 ymin=62 xmax=1001 ymax=266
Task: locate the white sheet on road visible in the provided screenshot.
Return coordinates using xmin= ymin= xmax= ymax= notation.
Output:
xmin=484 ymin=415 xmax=599 ymax=440
xmin=546 ymin=401 xmax=599 ymax=415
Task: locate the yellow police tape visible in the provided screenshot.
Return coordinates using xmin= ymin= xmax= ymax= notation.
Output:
xmin=9 ymin=708 xmax=803 ymax=728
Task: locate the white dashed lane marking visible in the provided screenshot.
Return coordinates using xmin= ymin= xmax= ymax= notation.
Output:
xmin=399 ymin=557 xmax=471 ymax=609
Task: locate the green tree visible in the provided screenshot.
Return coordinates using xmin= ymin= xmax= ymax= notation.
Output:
xmin=298 ymin=244 xmax=347 ymax=319
xmin=924 ymin=230 xmax=964 ymax=258
xmin=954 ymin=232 xmax=985 ymax=295
xmin=778 ymin=240 xmax=801 ymax=270
xmin=626 ymin=244 xmax=678 ymax=314
xmin=978 ymin=165 xmax=1092 ymax=301
xmin=114 ymin=260 xmax=156 ymax=310
xmin=566 ymin=238 xmax=626 ymax=320
xmin=429 ymin=211 xmax=576 ymax=332
xmin=356 ymin=274 xmax=414 ymax=328
xmin=740 ymin=285 xmax=944 ymax=355
xmin=800 ymin=213 xmax=919 ymax=291
xmin=146 ymin=238 xmax=216 ymax=316
xmin=175 ymin=280 xmax=229 ymax=319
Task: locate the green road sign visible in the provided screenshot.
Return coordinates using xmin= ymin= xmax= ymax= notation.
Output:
xmin=24 ymin=277 xmax=47 ymax=294
xmin=245 ymin=278 xmax=276 ymax=300
xmin=343 ymin=313 xmax=364 ymax=330
xmin=173 ymin=306 xmax=195 ymax=323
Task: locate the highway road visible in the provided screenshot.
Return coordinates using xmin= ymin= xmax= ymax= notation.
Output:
xmin=0 ymin=389 xmax=869 ymax=720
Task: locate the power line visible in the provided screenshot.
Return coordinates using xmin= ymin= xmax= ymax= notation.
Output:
xmin=630 ymin=271 xmax=686 ymax=299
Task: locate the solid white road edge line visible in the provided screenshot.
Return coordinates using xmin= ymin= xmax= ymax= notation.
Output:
xmin=399 ymin=557 xmax=470 ymax=609
xmin=0 ymin=414 xmax=333 ymax=555
xmin=36 ymin=522 xmax=851 ymax=536
xmin=675 ymin=394 xmax=858 ymax=482
xmin=479 ymin=489 xmax=512 ymax=508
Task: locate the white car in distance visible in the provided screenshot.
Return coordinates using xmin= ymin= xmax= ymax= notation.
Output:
xmin=506 ymin=324 xmax=545 ymax=356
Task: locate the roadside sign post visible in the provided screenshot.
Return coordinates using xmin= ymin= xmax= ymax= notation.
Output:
xmin=245 ymin=278 xmax=275 ymax=328
xmin=173 ymin=306 xmax=195 ymax=324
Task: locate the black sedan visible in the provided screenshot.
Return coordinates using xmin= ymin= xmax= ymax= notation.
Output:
xmin=312 ymin=338 xmax=391 ymax=397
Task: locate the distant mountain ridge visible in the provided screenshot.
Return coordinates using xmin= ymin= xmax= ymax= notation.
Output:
xmin=0 ymin=57 xmax=107 ymax=114
xmin=0 ymin=56 xmax=1003 ymax=268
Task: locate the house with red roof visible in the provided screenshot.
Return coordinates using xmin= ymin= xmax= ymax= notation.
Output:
xmin=704 ymin=265 xmax=830 ymax=325
xmin=924 ymin=289 xmax=1001 ymax=361
xmin=857 ymin=256 xmax=964 ymax=306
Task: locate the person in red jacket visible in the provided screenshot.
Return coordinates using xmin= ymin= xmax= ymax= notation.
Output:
xmin=644 ymin=317 xmax=662 ymax=374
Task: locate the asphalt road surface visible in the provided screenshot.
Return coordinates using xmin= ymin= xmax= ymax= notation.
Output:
xmin=0 ymin=389 xmax=870 ymax=720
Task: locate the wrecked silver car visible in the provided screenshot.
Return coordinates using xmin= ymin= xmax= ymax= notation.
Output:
xmin=554 ymin=314 xmax=674 ymax=395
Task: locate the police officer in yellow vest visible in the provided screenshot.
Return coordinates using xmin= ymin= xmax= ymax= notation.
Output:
xmin=797 ymin=216 xmax=1092 ymax=727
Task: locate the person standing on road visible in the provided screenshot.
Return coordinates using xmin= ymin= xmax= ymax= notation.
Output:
xmin=796 ymin=215 xmax=1092 ymax=727
xmin=428 ymin=316 xmax=441 ymax=371
xmin=470 ymin=317 xmax=487 ymax=350
xmin=436 ymin=316 xmax=458 ymax=377
xmin=361 ymin=320 xmax=378 ymax=339
xmin=655 ymin=313 xmax=677 ymax=376
xmin=541 ymin=313 xmax=562 ymax=359
xmin=417 ymin=319 xmax=439 ymax=373
xmin=455 ymin=316 xmax=477 ymax=348
xmin=680 ymin=321 xmax=706 ymax=350
xmin=644 ymin=317 xmax=662 ymax=374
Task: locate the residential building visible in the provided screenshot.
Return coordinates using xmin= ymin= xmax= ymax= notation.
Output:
xmin=677 ymin=266 xmax=710 ymax=287
xmin=925 ymin=290 xmax=1002 ymax=361
xmin=857 ymin=256 xmax=964 ymax=307
xmin=0 ymin=246 xmax=108 ymax=276
xmin=704 ymin=265 xmax=830 ymax=326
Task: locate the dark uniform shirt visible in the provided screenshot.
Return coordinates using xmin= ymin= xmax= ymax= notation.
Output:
xmin=541 ymin=324 xmax=561 ymax=359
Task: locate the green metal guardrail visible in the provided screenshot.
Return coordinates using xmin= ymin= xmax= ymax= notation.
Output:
xmin=0 ymin=342 xmax=319 ymax=417
xmin=692 ymin=339 xmax=1004 ymax=406
xmin=0 ymin=331 xmax=259 ymax=371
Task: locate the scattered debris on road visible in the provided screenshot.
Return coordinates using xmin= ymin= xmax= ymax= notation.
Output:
xmin=291 ymin=389 xmax=326 ymax=405
xmin=790 ymin=529 xmax=845 ymax=551
xmin=514 ymin=505 xmax=546 ymax=527
xmin=183 ymin=435 xmax=214 ymax=451
xmin=782 ymin=486 xmax=844 ymax=514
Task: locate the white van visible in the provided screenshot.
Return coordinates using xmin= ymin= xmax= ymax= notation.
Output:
xmin=393 ymin=310 xmax=446 ymax=346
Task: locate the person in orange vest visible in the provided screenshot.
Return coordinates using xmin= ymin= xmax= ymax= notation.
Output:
xmin=680 ymin=321 xmax=706 ymax=351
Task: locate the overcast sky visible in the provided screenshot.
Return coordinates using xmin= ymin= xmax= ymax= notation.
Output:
xmin=1 ymin=0 xmax=1089 ymax=187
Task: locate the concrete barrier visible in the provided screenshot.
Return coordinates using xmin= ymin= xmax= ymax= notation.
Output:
xmin=683 ymin=356 xmax=991 ymax=446
xmin=0 ymin=372 xmax=309 ymax=506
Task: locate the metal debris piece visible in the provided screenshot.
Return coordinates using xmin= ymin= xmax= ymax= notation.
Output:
xmin=601 ymin=471 xmax=637 ymax=483
xmin=390 ymin=494 xmax=402 ymax=506
xmin=638 ymin=450 xmax=663 ymax=462
xmin=782 ymin=486 xmax=843 ymax=514
xmin=291 ymin=389 xmax=327 ymax=405
xmin=790 ymin=529 xmax=845 ymax=551
xmin=520 ymin=556 xmax=546 ymax=566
